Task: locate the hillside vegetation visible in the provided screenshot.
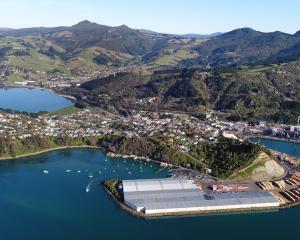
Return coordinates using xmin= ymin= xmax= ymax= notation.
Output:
xmin=0 ymin=134 xmax=263 ymax=178
xmin=2 ymin=23 xmax=300 ymax=78
xmin=2 ymin=22 xmax=300 ymax=123
xmin=98 ymin=134 xmax=263 ymax=178
xmin=195 ymin=28 xmax=300 ymax=67
xmin=71 ymin=61 xmax=300 ymax=123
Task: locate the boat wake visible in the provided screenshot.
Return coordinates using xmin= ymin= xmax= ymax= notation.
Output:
xmin=85 ymin=178 xmax=98 ymax=193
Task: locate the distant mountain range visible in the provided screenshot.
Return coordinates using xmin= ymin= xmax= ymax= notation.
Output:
xmin=195 ymin=27 xmax=300 ymax=67
xmin=0 ymin=20 xmax=158 ymax=55
xmin=1 ymin=20 xmax=300 ymax=123
xmin=1 ymin=20 xmax=300 ymax=71
xmin=138 ymin=29 xmax=223 ymax=39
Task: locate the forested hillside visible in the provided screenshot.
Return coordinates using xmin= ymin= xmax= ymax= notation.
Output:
xmin=73 ymin=61 xmax=300 ymax=123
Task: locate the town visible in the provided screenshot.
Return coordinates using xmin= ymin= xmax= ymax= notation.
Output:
xmin=1 ymin=106 xmax=300 ymax=151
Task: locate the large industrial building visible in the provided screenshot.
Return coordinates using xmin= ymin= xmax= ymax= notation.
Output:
xmin=122 ymin=178 xmax=280 ymax=215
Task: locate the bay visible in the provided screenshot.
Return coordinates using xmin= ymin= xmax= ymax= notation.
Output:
xmin=0 ymin=148 xmax=299 ymax=240
xmin=0 ymin=87 xmax=74 ymax=113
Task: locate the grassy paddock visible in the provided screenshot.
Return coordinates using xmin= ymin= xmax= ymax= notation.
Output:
xmin=50 ymin=106 xmax=81 ymax=116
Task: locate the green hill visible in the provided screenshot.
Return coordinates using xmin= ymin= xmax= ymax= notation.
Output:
xmin=2 ymin=23 xmax=300 ymax=75
xmin=75 ymin=61 xmax=300 ymax=123
xmin=195 ymin=28 xmax=300 ymax=67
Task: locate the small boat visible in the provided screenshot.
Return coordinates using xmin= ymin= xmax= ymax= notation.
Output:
xmin=77 ymin=170 xmax=81 ymax=173
xmin=43 ymin=170 xmax=49 ymax=174
xmin=86 ymin=179 xmax=97 ymax=193
xmin=128 ymin=171 xmax=132 ymax=175
xmin=98 ymin=171 xmax=102 ymax=174
xmin=88 ymin=175 xmax=93 ymax=179
xmin=66 ymin=170 xmax=71 ymax=173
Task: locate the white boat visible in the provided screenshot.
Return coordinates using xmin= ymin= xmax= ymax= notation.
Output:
xmin=43 ymin=170 xmax=49 ymax=174
xmin=66 ymin=170 xmax=71 ymax=173
xmin=86 ymin=179 xmax=97 ymax=193
xmin=77 ymin=170 xmax=81 ymax=173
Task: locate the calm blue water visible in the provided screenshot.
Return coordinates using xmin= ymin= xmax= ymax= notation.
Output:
xmin=0 ymin=87 xmax=73 ymax=112
xmin=252 ymin=137 xmax=300 ymax=158
xmin=0 ymin=148 xmax=299 ymax=240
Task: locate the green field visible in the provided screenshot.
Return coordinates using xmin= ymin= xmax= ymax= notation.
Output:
xmin=50 ymin=106 xmax=81 ymax=116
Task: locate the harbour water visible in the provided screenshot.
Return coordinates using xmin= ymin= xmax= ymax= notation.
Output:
xmin=252 ymin=137 xmax=300 ymax=158
xmin=0 ymin=87 xmax=73 ymax=112
xmin=0 ymin=148 xmax=299 ymax=240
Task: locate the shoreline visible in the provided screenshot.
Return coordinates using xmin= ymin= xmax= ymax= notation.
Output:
xmin=106 ymin=152 xmax=179 ymax=169
xmin=1 ymin=139 xmax=299 ymax=218
xmin=0 ymin=144 xmax=184 ymax=172
xmin=39 ymin=86 xmax=77 ymax=101
xmin=250 ymin=135 xmax=300 ymax=144
xmin=0 ymin=83 xmax=77 ymax=101
xmin=0 ymin=145 xmax=103 ymax=161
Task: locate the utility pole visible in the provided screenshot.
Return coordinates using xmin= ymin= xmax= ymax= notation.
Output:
xmin=297 ymin=116 xmax=300 ymax=140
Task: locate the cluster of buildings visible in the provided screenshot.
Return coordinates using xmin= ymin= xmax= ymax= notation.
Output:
xmin=0 ymin=58 xmax=137 ymax=90
xmin=39 ymin=65 xmax=137 ymax=89
xmin=0 ymin=61 xmax=11 ymax=81
xmin=122 ymin=178 xmax=280 ymax=215
xmin=0 ymin=109 xmax=116 ymax=140
xmin=116 ymin=111 xmax=257 ymax=154
xmin=263 ymin=124 xmax=300 ymax=141
xmin=0 ymin=107 xmax=269 ymax=153
xmin=0 ymin=100 xmax=298 ymax=158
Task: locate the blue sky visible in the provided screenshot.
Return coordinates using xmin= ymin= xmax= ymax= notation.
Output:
xmin=1 ymin=0 xmax=300 ymax=34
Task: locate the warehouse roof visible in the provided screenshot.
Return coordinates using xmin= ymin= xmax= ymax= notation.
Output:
xmin=123 ymin=178 xmax=197 ymax=192
xmin=122 ymin=178 xmax=279 ymax=214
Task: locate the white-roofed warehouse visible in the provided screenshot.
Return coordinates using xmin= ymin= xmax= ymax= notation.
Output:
xmin=122 ymin=178 xmax=280 ymax=215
